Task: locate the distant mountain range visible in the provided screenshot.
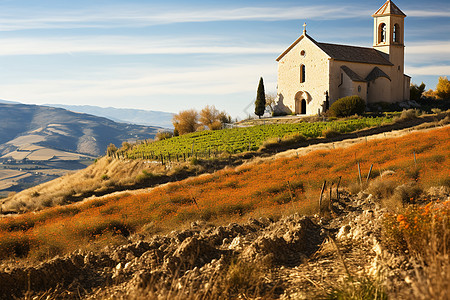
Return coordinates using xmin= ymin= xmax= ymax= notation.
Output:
xmin=0 ymin=102 xmax=162 ymax=157
xmin=0 ymin=100 xmax=174 ymax=129
xmin=0 ymin=102 xmax=165 ymax=194
xmin=47 ymin=104 xmax=174 ymax=129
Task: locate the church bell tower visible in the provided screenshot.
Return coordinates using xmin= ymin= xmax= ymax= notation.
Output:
xmin=373 ymin=1 xmax=407 ymax=101
xmin=372 ymin=1 xmax=406 ymax=69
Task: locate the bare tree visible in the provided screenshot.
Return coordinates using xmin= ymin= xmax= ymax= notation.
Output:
xmin=265 ymin=93 xmax=277 ymax=114
xmin=172 ymin=109 xmax=199 ymax=135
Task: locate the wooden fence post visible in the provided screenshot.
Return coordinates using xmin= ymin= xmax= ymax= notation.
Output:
xmin=336 ymin=176 xmax=342 ymax=201
xmin=357 ymin=161 xmax=362 ymax=185
xmin=366 ymin=164 xmax=373 ymax=183
xmin=329 ymin=183 xmax=334 ymax=213
xmin=319 ymin=181 xmax=326 ymax=216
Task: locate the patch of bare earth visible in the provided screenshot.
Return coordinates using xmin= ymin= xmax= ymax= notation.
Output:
xmin=1 ymin=186 xmax=448 ymax=299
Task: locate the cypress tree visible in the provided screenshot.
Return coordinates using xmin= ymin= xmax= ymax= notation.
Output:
xmin=255 ymin=77 xmax=266 ymax=119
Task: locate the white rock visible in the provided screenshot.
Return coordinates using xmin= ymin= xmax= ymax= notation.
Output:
xmin=337 ymin=225 xmax=351 ymax=240
xmin=228 ymin=236 xmax=243 ymax=250
xmin=124 ymin=262 xmax=132 ymax=270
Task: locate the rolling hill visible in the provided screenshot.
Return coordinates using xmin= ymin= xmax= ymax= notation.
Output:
xmin=0 ymin=103 xmax=162 ymax=157
xmin=0 ymin=103 xmax=163 ymax=194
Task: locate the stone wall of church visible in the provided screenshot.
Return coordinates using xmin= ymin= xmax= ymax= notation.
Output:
xmin=336 ymin=72 xmax=368 ymax=102
xmin=388 ymin=46 xmax=407 ymax=101
xmin=329 ymin=60 xmax=393 ymax=104
xmin=276 ymin=37 xmax=330 ymax=115
xmin=404 ymin=75 xmax=411 ymax=100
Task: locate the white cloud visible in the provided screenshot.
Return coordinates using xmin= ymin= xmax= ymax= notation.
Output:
xmin=405 ymin=65 xmax=450 ymax=76
xmin=0 ymin=61 xmax=278 ymax=117
xmin=0 ymin=5 xmax=369 ymax=31
xmin=406 ymin=42 xmax=450 ymax=55
xmin=407 ymin=10 xmax=450 ymax=18
xmin=0 ymin=62 xmax=277 ymax=101
xmin=2 ymin=5 xmax=447 ymax=32
xmin=405 ymin=40 xmax=450 ymax=76
xmin=404 ymin=41 xmax=450 ymax=75
xmin=0 ymin=36 xmax=284 ymax=56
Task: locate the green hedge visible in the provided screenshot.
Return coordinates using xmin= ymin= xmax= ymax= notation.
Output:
xmin=329 ymin=95 xmax=366 ymax=117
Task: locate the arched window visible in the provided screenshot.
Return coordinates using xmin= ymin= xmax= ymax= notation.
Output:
xmin=300 ymin=64 xmax=305 ymax=83
xmin=379 ymin=23 xmax=386 ymax=43
xmin=393 ymin=24 xmax=400 ymax=43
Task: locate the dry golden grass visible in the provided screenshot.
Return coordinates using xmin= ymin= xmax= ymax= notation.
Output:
xmin=0 ymin=157 xmax=172 ymax=213
xmin=0 ymin=125 xmax=448 ymax=262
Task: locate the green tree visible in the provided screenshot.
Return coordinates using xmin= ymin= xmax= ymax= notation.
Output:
xmin=410 ymin=82 xmax=426 ymax=101
xmin=254 ymin=77 xmax=266 ymax=119
xmin=436 ymin=76 xmax=450 ymax=99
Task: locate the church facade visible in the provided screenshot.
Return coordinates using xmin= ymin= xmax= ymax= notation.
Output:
xmin=275 ymin=0 xmax=411 ymax=115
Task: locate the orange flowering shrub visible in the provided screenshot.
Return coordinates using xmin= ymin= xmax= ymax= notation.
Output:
xmin=383 ymin=201 xmax=450 ymax=254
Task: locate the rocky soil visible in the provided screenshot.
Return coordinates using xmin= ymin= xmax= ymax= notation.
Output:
xmin=2 ymin=186 xmax=448 ymax=300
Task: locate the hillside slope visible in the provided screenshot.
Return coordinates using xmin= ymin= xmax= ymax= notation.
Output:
xmin=2 ymin=113 xmax=448 ymax=213
xmin=0 ymin=125 xmax=448 ymax=299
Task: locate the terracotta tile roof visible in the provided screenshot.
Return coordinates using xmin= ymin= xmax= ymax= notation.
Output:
xmin=315 ymin=42 xmax=393 ymax=66
xmin=365 ymin=67 xmax=392 ymax=81
xmin=341 ymin=66 xmax=365 ymax=82
xmin=373 ymin=1 xmax=406 ymax=17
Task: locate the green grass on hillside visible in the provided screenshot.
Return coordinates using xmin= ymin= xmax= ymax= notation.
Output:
xmin=125 ymin=116 xmax=393 ymax=159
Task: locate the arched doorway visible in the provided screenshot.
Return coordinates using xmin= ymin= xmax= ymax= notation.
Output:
xmin=294 ymin=98 xmax=307 ymax=114
xmin=301 ymin=99 xmax=306 ymax=114
xmin=294 ymin=91 xmax=309 ymax=115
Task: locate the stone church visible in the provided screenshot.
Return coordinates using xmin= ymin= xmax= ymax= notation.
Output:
xmin=275 ymin=0 xmax=411 ymax=115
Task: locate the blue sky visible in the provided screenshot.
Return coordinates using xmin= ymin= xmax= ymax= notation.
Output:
xmin=0 ymin=0 xmax=449 ymax=118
